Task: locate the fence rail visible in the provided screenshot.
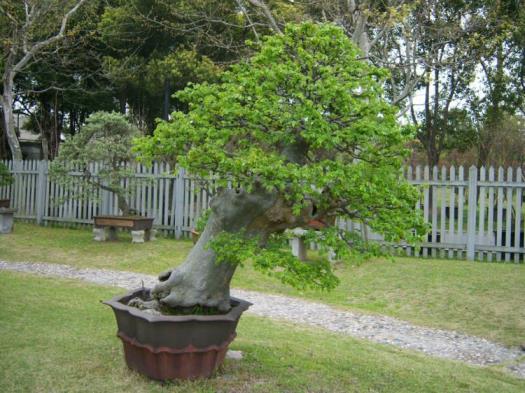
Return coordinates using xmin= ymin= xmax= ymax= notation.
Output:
xmin=1 ymin=160 xmax=524 ymax=262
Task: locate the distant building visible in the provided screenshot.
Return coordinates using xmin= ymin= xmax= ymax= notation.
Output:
xmin=15 ymin=113 xmax=43 ymax=160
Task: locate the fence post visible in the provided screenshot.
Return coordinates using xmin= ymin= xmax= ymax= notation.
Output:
xmin=35 ymin=160 xmax=48 ymax=225
xmin=466 ymin=165 xmax=478 ymax=260
xmin=174 ymin=168 xmax=185 ymax=239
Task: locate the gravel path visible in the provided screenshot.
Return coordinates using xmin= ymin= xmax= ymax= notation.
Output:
xmin=1 ymin=260 xmax=524 ymax=378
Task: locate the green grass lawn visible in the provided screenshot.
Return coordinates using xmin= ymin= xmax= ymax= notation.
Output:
xmin=1 ymin=271 xmax=524 ymax=393
xmin=1 ymin=222 xmax=525 ymax=346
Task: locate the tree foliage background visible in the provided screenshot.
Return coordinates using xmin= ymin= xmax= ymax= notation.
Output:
xmin=0 ymin=0 xmax=524 ymax=167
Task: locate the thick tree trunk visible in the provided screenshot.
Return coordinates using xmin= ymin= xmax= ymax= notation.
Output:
xmin=116 ymin=193 xmax=130 ymax=216
xmin=1 ymin=75 xmax=23 ymax=160
xmin=152 ymin=187 xmax=299 ymax=311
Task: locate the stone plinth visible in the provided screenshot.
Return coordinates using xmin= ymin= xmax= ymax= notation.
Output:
xmin=0 ymin=208 xmax=17 ymax=234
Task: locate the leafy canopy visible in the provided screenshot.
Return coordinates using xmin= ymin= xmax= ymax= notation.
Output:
xmin=137 ymin=23 xmax=426 ymax=289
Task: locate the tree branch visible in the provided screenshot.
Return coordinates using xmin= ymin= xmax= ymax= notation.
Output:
xmin=245 ymin=0 xmax=282 ymax=34
xmin=13 ymin=0 xmax=88 ymax=74
xmin=235 ymin=0 xmax=260 ymax=43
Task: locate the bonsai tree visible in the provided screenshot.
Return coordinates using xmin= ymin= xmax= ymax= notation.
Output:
xmin=50 ymin=112 xmax=141 ymax=215
xmin=0 ymin=162 xmax=14 ymax=187
xmin=135 ymin=23 xmax=426 ymax=312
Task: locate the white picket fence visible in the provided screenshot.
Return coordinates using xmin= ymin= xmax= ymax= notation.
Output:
xmin=337 ymin=165 xmax=524 ymax=262
xmin=0 ymin=160 xmax=215 ymax=238
xmin=1 ymin=160 xmax=524 ymax=262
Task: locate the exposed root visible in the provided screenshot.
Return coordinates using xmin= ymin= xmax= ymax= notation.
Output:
xmin=128 ymin=297 xmax=161 ymax=314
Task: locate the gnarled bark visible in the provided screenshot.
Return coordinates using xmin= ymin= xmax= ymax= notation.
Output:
xmin=151 ymin=186 xmax=306 ymax=311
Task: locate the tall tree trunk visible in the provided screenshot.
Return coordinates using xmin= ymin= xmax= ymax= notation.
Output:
xmin=0 ymin=108 xmax=8 ymax=159
xmin=1 ymin=74 xmax=23 ymax=160
xmin=53 ymin=94 xmax=58 ymax=158
xmin=41 ymin=133 xmax=50 ymax=160
xmin=351 ymin=3 xmax=370 ymax=57
xmin=152 ymin=187 xmax=293 ymax=311
xmin=163 ymin=79 xmax=171 ymax=121
xmin=478 ymin=43 xmax=505 ymax=167
xmin=426 ymin=140 xmax=440 ymax=168
xmin=477 ymin=125 xmax=492 ymax=167
xmin=119 ymin=97 xmax=126 ymax=114
xmin=69 ymin=110 xmax=76 ymax=135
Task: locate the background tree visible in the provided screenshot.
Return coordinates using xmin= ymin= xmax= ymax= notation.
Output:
xmin=294 ymin=1 xmax=523 ymax=167
xmin=50 ymin=112 xmax=141 ymax=216
xmin=2 ymin=1 xmax=520 ymax=166
xmin=0 ymin=0 xmax=88 ymax=159
xmin=401 ymin=0 xmax=485 ymax=167
xmin=468 ymin=0 xmax=524 ymax=167
xmin=16 ymin=0 xmax=115 ymax=159
xmin=296 ymin=1 xmax=455 ymax=109
xmin=0 ymin=162 xmax=13 ymax=187
xmin=135 ymin=23 xmax=426 ymax=312
xmin=481 ymin=114 xmax=525 ymax=168
xmin=98 ymin=0 xmax=258 ymax=131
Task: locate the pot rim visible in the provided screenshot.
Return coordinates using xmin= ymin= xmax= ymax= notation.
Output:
xmin=103 ymin=288 xmax=252 ymax=323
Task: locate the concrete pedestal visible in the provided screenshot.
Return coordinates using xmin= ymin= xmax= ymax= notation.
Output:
xmin=93 ymin=227 xmax=108 ymax=241
xmin=130 ymin=229 xmax=157 ymax=243
xmin=291 ymin=228 xmax=307 ymax=261
xmin=290 ymin=227 xmax=337 ymax=263
xmin=108 ymin=226 xmax=118 ymax=241
xmin=131 ymin=230 xmax=145 ymax=243
xmin=0 ymin=208 xmax=17 ymax=234
xmin=146 ymin=229 xmax=157 ymax=241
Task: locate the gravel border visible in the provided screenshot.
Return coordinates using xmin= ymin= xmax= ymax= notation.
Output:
xmin=1 ymin=260 xmax=524 ymax=378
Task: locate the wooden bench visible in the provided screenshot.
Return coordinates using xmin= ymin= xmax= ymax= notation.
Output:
xmin=93 ymin=215 xmax=156 ymax=243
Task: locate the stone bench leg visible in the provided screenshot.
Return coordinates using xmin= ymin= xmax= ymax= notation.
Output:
xmin=328 ymin=248 xmax=336 ymax=263
xmin=131 ymin=230 xmax=146 ymax=243
xmin=291 ymin=237 xmax=307 ymax=261
xmin=108 ymin=226 xmax=118 ymax=241
xmin=93 ymin=227 xmax=108 ymax=241
xmin=0 ymin=211 xmax=15 ymax=234
xmin=94 ymin=227 xmax=118 ymax=241
xmin=145 ymin=229 xmax=157 ymax=241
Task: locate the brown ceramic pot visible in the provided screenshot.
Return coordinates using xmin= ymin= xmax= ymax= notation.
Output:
xmin=104 ymin=288 xmax=252 ymax=381
xmin=0 ymin=199 xmax=9 ymax=208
